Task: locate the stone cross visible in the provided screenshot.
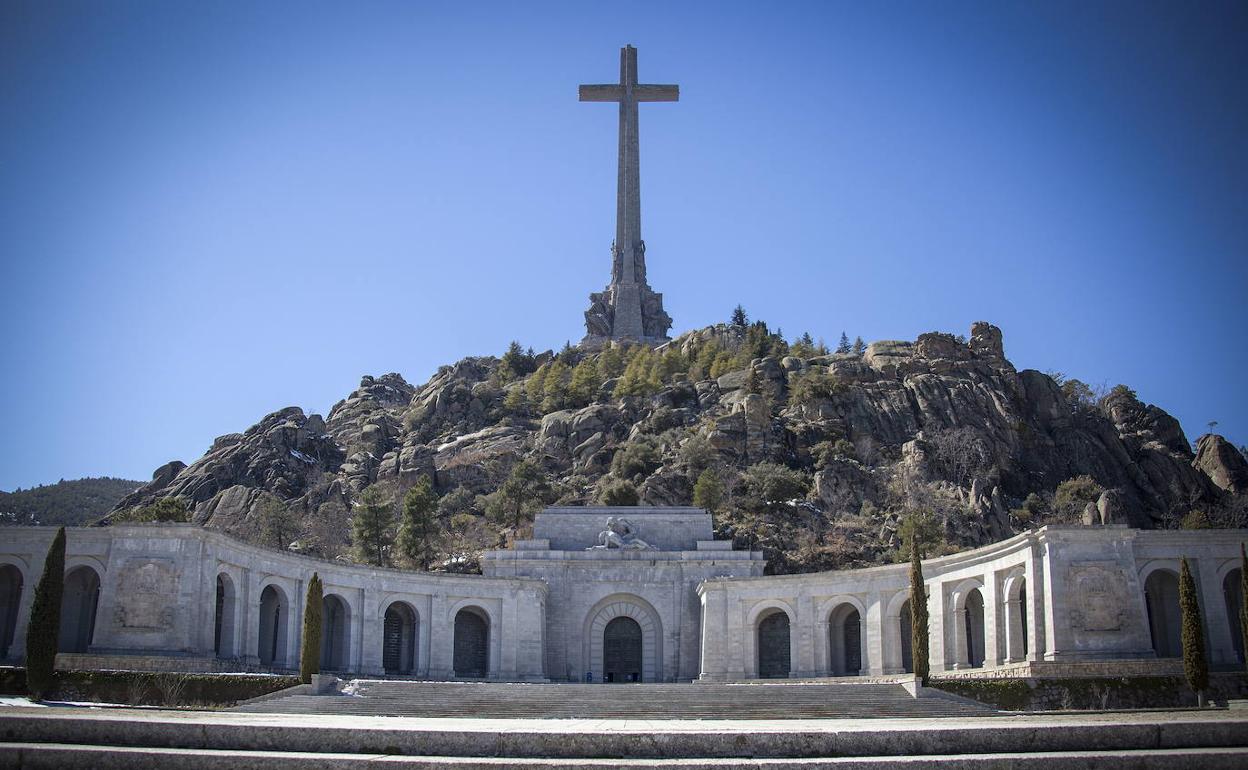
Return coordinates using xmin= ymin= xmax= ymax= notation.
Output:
xmin=580 ymin=46 xmax=676 ymax=344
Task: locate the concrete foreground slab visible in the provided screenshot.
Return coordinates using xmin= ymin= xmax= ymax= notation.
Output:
xmin=2 ymin=743 xmax=1248 ymax=769
xmin=1 ymin=706 xmax=1247 ymax=761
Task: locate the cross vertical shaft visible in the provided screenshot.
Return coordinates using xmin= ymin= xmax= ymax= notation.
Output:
xmin=579 ymin=46 xmax=677 ymax=344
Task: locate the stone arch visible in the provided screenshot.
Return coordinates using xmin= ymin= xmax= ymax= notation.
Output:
xmin=453 ymin=605 xmax=490 ymax=678
xmin=0 ymin=563 xmax=23 ymax=660
xmin=583 ymin=594 xmax=663 ymax=683
xmin=214 ymin=572 xmax=238 ymax=658
xmin=950 ymin=579 xmax=986 ymax=669
xmin=1222 ymin=567 xmax=1244 ymax=664
xmin=383 ymin=601 xmax=420 ymax=675
xmin=825 ymin=599 xmax=866 ymax=676
xmin=1142 ymin=567 xmax=1181 ymax=658
xmin=258 ymin=583 xmax=289 ymax=666
xmin=1001 ymin=570 xmax=1028 ymax=662
xmin=59 ymin=565 xmax=100 ymax=653
xmin=747 ymin=601 xmax=795 ymax=679
xmin=321 ymin=593 xmax=351 ymax=671
xmin=882 ymin=589 xmax=914 ymax=674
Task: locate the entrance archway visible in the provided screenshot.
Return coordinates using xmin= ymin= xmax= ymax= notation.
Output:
xmin=757 ymin=609 xmax=791 ymax=679
xmin=584 ymin=595 xmax=663 ymax=683
xmin=1145 ymin=569 xmax=1181 ymax=658
xmin=828 ymin=603 xmax=862 ymax=676
xmin=959 ymin=587 xmax=986 ymax=668
xmin=1224 ymin=568 xmax=1244 ymax=664
xmin=214 ymin=573 xmax=237 ymax=658
xmin=59 ymin=566 xmax=100 ymax=653
xmin=321 ymin=594 xmax=350 ymax=671
xmin=603 ymin=616 xmax=643 ymax=682
xmin=258 ymin=584 xmax=288 ymax=666
xmin=383 ymin=602 xmax=419 ymax=675
xmin=899 ymin=599 xmax=914 ymax=673
xmin=453 ymin=607 xmax=489 ymax=678
xmin=0 ymin=565 xmax=22 ymax=659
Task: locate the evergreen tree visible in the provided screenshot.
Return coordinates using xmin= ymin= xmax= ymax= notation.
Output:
xmin=255 ymin=494 xmax=300 ymax=550
xmin=692 ymin=469 xmax=724 ymax=514
xmin=396 ymin=477 xmax=440 ymax=570
xmin=498 ymin=340 xmax=535 ymax=382
xmin=502 ymin=385 xmax=530 ymax=416
xmin=299 ymin=573 xmax=323 ymax=684
xmin=526 ymin=363 xmax=550 ymax=405
xmin=568 ymin=357 xmax=602 ymax=406
xmin=1179 ymin=557 xmax=1209 ymax=705
xmin=351 ymin=485 xmax=395 ymax=566
xmin=909 ymin=539 xmax=930 ymax=685
xmin=1241 ymin=544 xmax=1248 ymax=675
xmin=730 ymin=304 xmax=748 ymax=326
xmin=484 ymin=459 xmax=549 ymax=531
xmin=540 ymin=359 xmax=571 ymax=413
xmin=25 ymin=527 xmax=66 ymax=699
xmin=598 ymin=345 xmax=625 ymax=379
xmin=851 ymin=336 xmax=867 ymax=357
xmin=836 ymin=332 xmax=851 ymax=355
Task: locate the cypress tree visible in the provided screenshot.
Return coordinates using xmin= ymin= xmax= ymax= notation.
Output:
xmin=299 ymin=573 xmax=323 ymax=684
xmin=1178 ymin=557 xmax=1208 ymax=705
xmin=25 ymin=527 xmax=66 ymax=699
xmin=1240 ymin=544 xmax=1248 ymax=675
xmin=909 ymin=538 xmax=930 ymax=686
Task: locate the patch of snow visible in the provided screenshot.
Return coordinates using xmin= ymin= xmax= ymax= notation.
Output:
xmin=289 ymin=449 xmax=317 ymax=464
xmin=0 ymin=697 xmax=47 ymax=708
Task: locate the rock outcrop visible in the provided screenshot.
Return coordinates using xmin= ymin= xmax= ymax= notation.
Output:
xmin=109 ymin=320 xmax=1240 ymax=571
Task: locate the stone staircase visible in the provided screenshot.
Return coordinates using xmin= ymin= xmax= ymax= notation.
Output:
xmin=231 ymin=680 xmax=997 ymax=719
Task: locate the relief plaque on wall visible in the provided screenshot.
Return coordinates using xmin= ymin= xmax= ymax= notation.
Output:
xmin=1067 ymin=563 xmax=1129 ymax=632
xmin=114 ymin=559 xmax=179 ymax=630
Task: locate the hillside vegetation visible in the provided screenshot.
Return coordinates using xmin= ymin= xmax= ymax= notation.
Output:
xmin=1 ymin=477 xmax=142 ymax=526
xmin=108 ymin=318 xmax=1248 ymax=574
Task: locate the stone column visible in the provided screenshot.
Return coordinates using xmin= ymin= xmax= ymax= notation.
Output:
xmin=696 ymin=586 xmax=729 ymax=681
xmin=951 ymin=607 xmax=969 ymax=670
xmin=928 ymin=582 xmax=947 ymax=673
xmin=1197 ymin=558 xmax=1236 ymax=665
xmin=982 ymin=576 xmax=1001 ymax=667
xmin=866 ymin=593 xmax=886 ymax=676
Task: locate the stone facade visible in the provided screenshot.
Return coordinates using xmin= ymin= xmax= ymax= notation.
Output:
xmin=0 ymin=515 xmax=1244 ymax=684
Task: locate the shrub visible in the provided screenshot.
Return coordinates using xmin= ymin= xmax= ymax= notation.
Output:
xmin=1053 ymin=476 xmax=1104 ymax=522
xmin=25 ymin=528 xmax=66 ymax=699
xmin=300 ymin=573 xmax=323 ymax=684
xmin=599 ymin=480 xmax=639 ymax=506
xmin=611 ymin=437 xmax=662 ymax=480
xmin=692 ymin=469 xmax=724 ymax=514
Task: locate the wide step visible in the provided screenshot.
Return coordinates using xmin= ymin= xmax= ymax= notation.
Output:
xmin=232 ymin=681 xmax=995 ymax=719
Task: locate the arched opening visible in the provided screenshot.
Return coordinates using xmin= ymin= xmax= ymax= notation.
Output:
xmin=383 ymin=602 xmax=419 ymax=675
xmin=828 ymin=603 xmax=862 ymax=676
xmin=584 ymin=595 xmax=663 ymax=683
xmin=1003 ymin=575 xmax=1028 ymax=662
xmin=756 ymin=609 xmax=791 ymax=679
xmin=899 ymin=599 xmax=914 ymax=674
xmin=59 ymin=566 xmax=100 ymax=653
xmin=320 ymin=594 xmax=350 ymax=671
xmin=214 ymin=573 xmax=237 ymax=658
xmin=1145 ymin=569 xmax=1181 ymax=658
xmin=0 ymin=565 xmax=22 ymax=660
xmin=1224 ymin=569 xmax=1244 ymax=664
xmin=453 ymin=607 xmax=489 ymax=678
xmin=961 ymin=588 xmax=986 ymax=668
xmin=258 ymin=585 xmax=289 ymax=666
xmin=603 ymin=615 xmax=643 ymax=683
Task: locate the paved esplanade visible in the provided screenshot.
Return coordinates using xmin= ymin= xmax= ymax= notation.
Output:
xmin=581 ymin=45 xmax=674 ymax=346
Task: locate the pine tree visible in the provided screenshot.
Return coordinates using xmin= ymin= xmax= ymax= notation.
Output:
xmin=851 ymin=336 xmax=867 ymax=357
xmin=568 ymin=358 xmax=602 ymax=407
xmin=498 ymin=340 xmax=534 ymax=382
xmin=598 ymin=345 xmax=625 ymax=379
xmin=502 ymin=385 xmax=529 ymax=416
xmin=909 ymin=539 xmax=930 ymax=686
xmin=1179 ymin=557 xmax=1209 ymax=705
xmin=484 ymin=459 xmax=549 ymax=532
xmin=730 ymin=304 xmax=748 ymax=326
xmin=692 ymin=469 xmax=724 ymax=515
xmin=299 ymin=573 xmax=323 ymax=684
xmin=836 ymin=332 xmax=851 ymax=355
xmin=396 ymin=477 xmax=439 ymax=570
xmin=351 ymin=485 xmax=395 ymax=566
xmin=25 ymin=527 xmax=66 ymax=699
xmin=540 ymin=359 xmax=570 ymax=413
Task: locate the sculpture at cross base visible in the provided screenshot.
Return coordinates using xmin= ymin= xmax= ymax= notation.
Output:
xmin=579 ymin=45 xmax=675 ymax=348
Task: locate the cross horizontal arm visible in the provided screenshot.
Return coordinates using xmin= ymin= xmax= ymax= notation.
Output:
xmin=579 ymin=85 xmax=624 ymax=102
xmin=633 ymin=85 xmax=679 ymax=102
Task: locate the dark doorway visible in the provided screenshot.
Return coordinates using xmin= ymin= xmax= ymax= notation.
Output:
xmin=383 ymin=602 xmax=418 ymax=675
xmin=757 ymin=610 xmax=791 ymax=679
xmin=0 ymin=565 xmax=22 ymax=659
xmin=453 ymin=608 xmax=488 ymax=678
xmin=603 ymin=616 xmax=643 ymax=683
xmin=900 ymin=600 xmax=914 ymax=673
xmin=59 ymin=566 xmax=100 ymax=653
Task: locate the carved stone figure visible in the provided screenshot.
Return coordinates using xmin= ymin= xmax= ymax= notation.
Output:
xmin=588 ymin=516 xmax=653 ymax=551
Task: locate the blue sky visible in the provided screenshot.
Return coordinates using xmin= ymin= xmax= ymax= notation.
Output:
xmin=1 ymin=1 xmax=1244 ymax=490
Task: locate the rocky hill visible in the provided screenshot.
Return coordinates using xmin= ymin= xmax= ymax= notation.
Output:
xmin=2 ymin=477 xmax=142 ymax=527
xmin=109 ymin=321 xmax=1248 ymax=573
